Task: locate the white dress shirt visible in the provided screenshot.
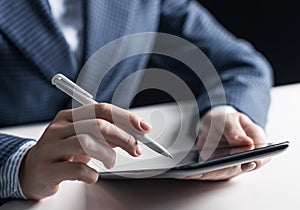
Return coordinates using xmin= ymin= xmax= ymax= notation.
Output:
xmin=48 ymin=0 xmax=84 ymax=63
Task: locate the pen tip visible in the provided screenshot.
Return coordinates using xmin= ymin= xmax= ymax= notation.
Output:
xmin=167 ymin=153 xmax=174 ymax=159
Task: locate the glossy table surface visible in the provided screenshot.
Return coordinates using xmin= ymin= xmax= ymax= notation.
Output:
xmin=1 ymin=84 xmax=300 ymax=210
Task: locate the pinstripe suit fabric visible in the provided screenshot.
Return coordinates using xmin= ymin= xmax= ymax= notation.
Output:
xmin=0 ymin=0 xmax=272 ymax=199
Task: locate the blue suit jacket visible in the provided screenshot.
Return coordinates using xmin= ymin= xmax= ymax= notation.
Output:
xmin=0 ymin=0 xmax=273 ymax=168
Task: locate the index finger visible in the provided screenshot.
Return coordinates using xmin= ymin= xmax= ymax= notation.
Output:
xmin=60 ymin=103 xmax=152 ymax=134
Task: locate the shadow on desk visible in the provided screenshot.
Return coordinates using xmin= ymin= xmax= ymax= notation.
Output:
xmin=85 ymin=179 xmax=234 ymax=210
xmin=1 ymin=179 xmax=237 ymax=210
xmin=0 ymin=200 xmax=36 ymax=210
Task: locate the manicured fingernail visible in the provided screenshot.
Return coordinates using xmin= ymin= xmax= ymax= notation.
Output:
xmin=184 ymin=174 xmax=203 ymax=180
xmin=136 ymin=145 xmax=143 ymax=156
xmin=139 ymin=119 xmax=151 ymax=131
xmin=244 ymin=162 xmax=257 ymax=172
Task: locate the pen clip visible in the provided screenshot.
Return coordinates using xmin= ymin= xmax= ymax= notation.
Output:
xmin=51 ymin=73 xmax=93 ymax=99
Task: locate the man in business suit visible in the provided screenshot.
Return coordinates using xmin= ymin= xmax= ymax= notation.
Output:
xmin=0 ymin=0 xmax=272 ymax=200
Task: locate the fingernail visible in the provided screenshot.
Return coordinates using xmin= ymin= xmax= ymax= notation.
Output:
xmin=184 ymin=174 xmax=203 ymax=180
xmin=136 ymin=145 xmax=143 ymax=156
xmin=244 ymin=162 xmax=257 ymax=172
xmin=195 ymin=174 xmax=204 ymax=179
xmin=139 ymin=119 xmax=151 ymax=131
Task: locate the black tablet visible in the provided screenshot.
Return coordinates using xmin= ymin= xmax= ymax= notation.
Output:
xmin=98 ymin=141 xmax=289 ymax=179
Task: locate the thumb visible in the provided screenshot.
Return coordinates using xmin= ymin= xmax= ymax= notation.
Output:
xmin=224 ymin=114 xmax=254 ymax=146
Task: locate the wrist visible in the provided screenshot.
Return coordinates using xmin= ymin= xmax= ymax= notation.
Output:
xmin=18 ymin=144 xmax=43 ymax=200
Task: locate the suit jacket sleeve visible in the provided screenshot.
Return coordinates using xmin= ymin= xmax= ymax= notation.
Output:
xmin=156 ymin=0 xmax=273 ymax=127
xmin=0 ymin=134 xmax=33 ymax=167
xmin=0 ymin=134 xmax=36 ymax=199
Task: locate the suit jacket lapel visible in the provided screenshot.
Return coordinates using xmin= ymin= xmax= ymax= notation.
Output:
xmin=0 ymin=0 xmax=78 ymax=81
xmin=84 ymin=0 xmax=137 ymax=60
xmin=79 ymin=0 xmax=139 ymax=93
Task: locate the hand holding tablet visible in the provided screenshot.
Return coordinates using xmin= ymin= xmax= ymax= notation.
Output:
xmin=99 ymin=110 xmax=290 ymax=180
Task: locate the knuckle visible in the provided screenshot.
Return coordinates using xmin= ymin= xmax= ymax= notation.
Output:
xmin=96 ymin=119 xmax=110 ymax=135
xmin=122 ymin=135 xmax=137 ymax=155
xmin=226 ymin=113 xmax=235 ymax=121
xmin=97 ymin=103 xmax=111 ymax=114
xmin=56 ymin=109 xmax=71 ymax=120
xmin=229 ymin=129 xmax=238 ymax=135
xmin=201 ymin=112 xmax=213 ymax=124
xmin=77 ymin=133 xmax=89 ymax=141
xmin=46 ymin=122 xmax=64 ymax=133
xmin=46 ymin=123 xmax=56 ymax=133
xmin=227 ymin=129 xmax=238 ymax=137
xmin=78 ymin=134 xmax=92 ymax=150
xmin=73 ymin=163 xmax=97 ymax=183
xmin=240 ymin=113 xmax=250 ymax=120
xmin=125 ymin=135 xmax=137 ymax=148
xmin=104 ymin=149 xmax=116 ymax=169
xmin=74 ymin=163 xmax=88 ymax=179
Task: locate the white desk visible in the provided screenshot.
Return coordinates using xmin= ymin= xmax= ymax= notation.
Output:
xmin=1 ymin=84 xmax=300 ymax=210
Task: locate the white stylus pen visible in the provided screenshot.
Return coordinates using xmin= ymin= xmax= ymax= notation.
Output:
xmin=51 ymin=73 xmax=173 ymax=158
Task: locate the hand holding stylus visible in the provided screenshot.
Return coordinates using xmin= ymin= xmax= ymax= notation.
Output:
xmin=51 ymin=73 xmax=173 ymax=158
xmin=19 ymin=86 xmax=154 ymax=200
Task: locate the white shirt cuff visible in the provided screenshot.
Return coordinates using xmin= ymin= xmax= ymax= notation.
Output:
xmin=210 ymin=105 xmax=237 ymax=114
